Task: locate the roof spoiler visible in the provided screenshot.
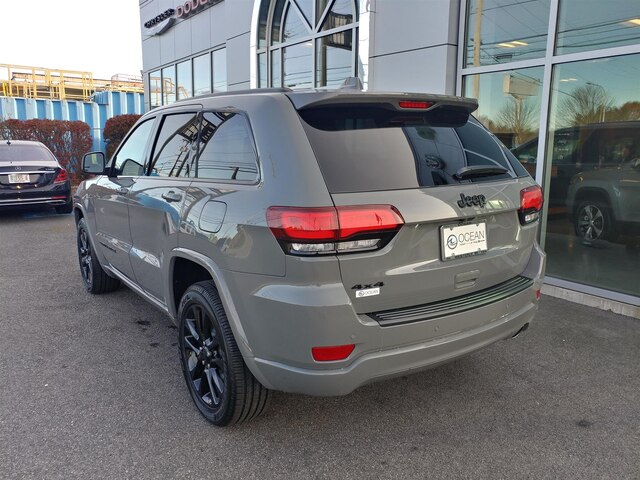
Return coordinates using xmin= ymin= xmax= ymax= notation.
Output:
xmin=286 ymin=91 xmax=478 ymax=114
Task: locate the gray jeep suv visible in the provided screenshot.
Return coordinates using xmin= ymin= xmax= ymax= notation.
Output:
xmin=74 ymin=88 xmax=545 ymax=426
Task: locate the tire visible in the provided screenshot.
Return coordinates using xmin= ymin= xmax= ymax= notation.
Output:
xmin=76 ymin=218 xmax=120 ymax=294
xmin=178 ymin=281 xmax=271 ymax=426
xmin=55 ymin=199 xmax=73 ymax=214
xmin=574 ymin=199 xmax=613 ymax=241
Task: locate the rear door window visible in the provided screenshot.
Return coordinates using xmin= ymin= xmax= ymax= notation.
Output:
xmin=148 ymin=112 xmax=200 ymax=177
xmin=299 ymin=105 xmax=520 ymax=193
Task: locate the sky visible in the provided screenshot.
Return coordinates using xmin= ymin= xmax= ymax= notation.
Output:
xmin=0 ymin=0 xmax=143 ymax=80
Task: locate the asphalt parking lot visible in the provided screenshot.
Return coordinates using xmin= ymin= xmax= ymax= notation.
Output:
xmin=1 ymin=207 xmax=639 ymax=480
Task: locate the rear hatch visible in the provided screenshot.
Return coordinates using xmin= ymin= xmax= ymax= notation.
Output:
xmin=289 ymin=92 xmax=539 ymax=313
xmin=0 ymin=143 xmax=62 ymax=194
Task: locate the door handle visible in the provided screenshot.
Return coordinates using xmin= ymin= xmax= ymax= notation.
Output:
xmin=116 ymin=187 xmax=129 ymax=195
xmin=162 ymin=191 xmax=183 ymax=203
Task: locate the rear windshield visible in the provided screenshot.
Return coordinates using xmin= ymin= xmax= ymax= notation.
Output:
xmin=299 ymin=106 xmax=527 ymax=193
xmin=0 ymin=144 xmax=54 ymax=163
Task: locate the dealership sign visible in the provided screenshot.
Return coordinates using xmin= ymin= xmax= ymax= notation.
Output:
xmin=144 ymin=0 xmax=216 ymax=36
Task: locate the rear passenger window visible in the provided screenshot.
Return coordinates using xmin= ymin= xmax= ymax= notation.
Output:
xmin=148 ymin=112 xmax=199 ymax=177
xmin=455 ymin=119 xmax=511 ymax=179
xmin=194 ymin=112 xmax=259 ymax=182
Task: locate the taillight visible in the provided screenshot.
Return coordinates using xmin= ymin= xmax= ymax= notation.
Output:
xmin=399 ymin=100 xmax=433 ymax=109
xmin=54 ymin=168 xmax=69 ymax=184
xmin=518 ymin=185 xmax=543 ymax=225
xmin=267 ymin=205 xmax=404 ymax=255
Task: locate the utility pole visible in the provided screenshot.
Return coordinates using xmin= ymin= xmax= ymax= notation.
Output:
xmin=472 ymin=0 xmax=484 ymax=99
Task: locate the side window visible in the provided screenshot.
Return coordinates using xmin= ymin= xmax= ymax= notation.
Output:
xmin=148 ymin=112 xmax=200 ymax=177
xmin=195 ymin=112 xmax=259 ymax=182
xmin=113 ymin=119 xmax=155 ymax=176
xmin=513 ymin=140 xmax=538 ymax=165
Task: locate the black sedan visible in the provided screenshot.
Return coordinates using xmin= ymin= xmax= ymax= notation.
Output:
xmin=0 ymin=140 xmax=72 ymax=214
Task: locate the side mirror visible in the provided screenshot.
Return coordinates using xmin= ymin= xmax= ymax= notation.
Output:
xmin=82 ymin=152 xmax=106 ymax=175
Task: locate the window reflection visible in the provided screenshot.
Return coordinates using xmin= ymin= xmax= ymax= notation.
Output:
xmin=271 ymin=49 xmax=282 ymax=87
xmin=556 ymin=0 xmax=640 ymax=55
xmin=177 ymin=60 xmax=192 ymax=100
xmin=316 ymin=32 xmax=353 ymax=87
xmin=544 ymin=54 xmax=640 ymax=297
xmin=257 ymin=0 xmax=358 ymax=89
xmin=213 ymin=49 xmax=227 ymax=92
xmin=149 ymin=70 xmax=161 ymax=108
xmin=463 ymin=67 xmax=543 ymax=176
xmin=284 ymin=42 xmax=313 ymax=88
xmin=193 ymin=53 xmax=211 ymax=96
xmin=161 ymin=65 xmax=176 ymax=105
xmin=196 ymin=112 xmax=259 ymax=182
xmin=150 ymin=113 xmax=199 ymax=177
xmin=465 ymin=0 xmax=550 ymax=67
xmin=283 ymin=2 xmax=310 ymax=41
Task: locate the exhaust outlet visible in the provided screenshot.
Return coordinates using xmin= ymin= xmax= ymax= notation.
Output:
xmin=512 ymin=323 xmax=529 ymax=338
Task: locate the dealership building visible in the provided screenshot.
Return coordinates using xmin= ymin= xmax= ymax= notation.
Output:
xmin=138 ymin=0 xmax=640 ymax=315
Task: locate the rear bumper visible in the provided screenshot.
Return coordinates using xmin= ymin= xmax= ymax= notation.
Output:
xmin=252 ymin=297 xmax=537 ymax=396
xmin=0 ymin=184 xmax=71 ymax=208
xmin=224 ymin=243 xmax=545 ymax=396
xmin=0 ymin=196 xmax=70 ymax=207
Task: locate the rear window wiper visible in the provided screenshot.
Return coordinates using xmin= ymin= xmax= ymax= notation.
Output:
xmin=454 ymin=165 xmax=508 ymax=180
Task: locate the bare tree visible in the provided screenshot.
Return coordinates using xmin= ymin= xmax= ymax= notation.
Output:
xmin=557 ymin=84 xmax=614 ymax=127
xmin=496 ymin=97 xmax=538 ymax=145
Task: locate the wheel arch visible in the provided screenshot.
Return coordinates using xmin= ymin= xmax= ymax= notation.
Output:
xmin=73 ymin=203 xmax=85 ymax=225
xmin=572 ymin=187 xmax=615 ymax=218
xmin=168 ymin=248 xmax=270 ymax=387
xmin=168 ymin=248 xmax=253 ymax=355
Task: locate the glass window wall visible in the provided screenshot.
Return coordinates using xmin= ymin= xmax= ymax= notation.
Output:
xmin=544 ymin=54 xmax=640 ymax=297
xmin=316 ymin=31 xmax=353 ymax=87
xmin=463 ymin=67 xmax=544 ymax=179
xmin=465 ymin=0 xmax=551 ymax=67
xmin=149 ymin=70 xmax=161 ymax=108
xmin=213 ymin=49 xmax=227 ymax=92
xmin=462 ymin=0 xmax=640 ymax=302
xmin=193 ymin=53 xmax=211 ymax=96
xmin=161 ymin=65 xmax=176 ymax=105
xmin=256 ymin=0 xmax=358 ymax=89
xmin=176 ymin=60 xmax=192 ymax=100
xmin=149 ymin=47 xmax=226 ymax=109
xmin=283 ymin=42 xmax=313 ymax=89
xmin=556 ymin=1 xmax=640 ymax=56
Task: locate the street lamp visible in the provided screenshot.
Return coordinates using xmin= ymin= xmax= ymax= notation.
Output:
xmin=586 ymin=82 xmax=607 ymax=122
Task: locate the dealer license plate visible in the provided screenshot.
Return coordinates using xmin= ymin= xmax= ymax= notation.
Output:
xmin=8 ymin=173 xmax=30 ymax=184
xmin=441 ymin=222 xmax=488 ymax=260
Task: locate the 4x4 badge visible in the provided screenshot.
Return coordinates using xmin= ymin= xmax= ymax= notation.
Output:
xmin=457 ymin=193 xmax=486 ymax=208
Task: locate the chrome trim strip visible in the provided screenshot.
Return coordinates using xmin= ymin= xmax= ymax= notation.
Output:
xmin=1 ymin=171 xmax=54 ymax=175
xmin=0 ymin=197 xmax=67 ymax=205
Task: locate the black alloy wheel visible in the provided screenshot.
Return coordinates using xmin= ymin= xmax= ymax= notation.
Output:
xmin=78 ymin=225 xmax=93 ymax=288
xmin=76 ymin=218 xmax=120 ymax=294
xmin=182 ymin=302 xmax=228 ymax=410
xmin=178 ymin=281 xmax=271 ymax=426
